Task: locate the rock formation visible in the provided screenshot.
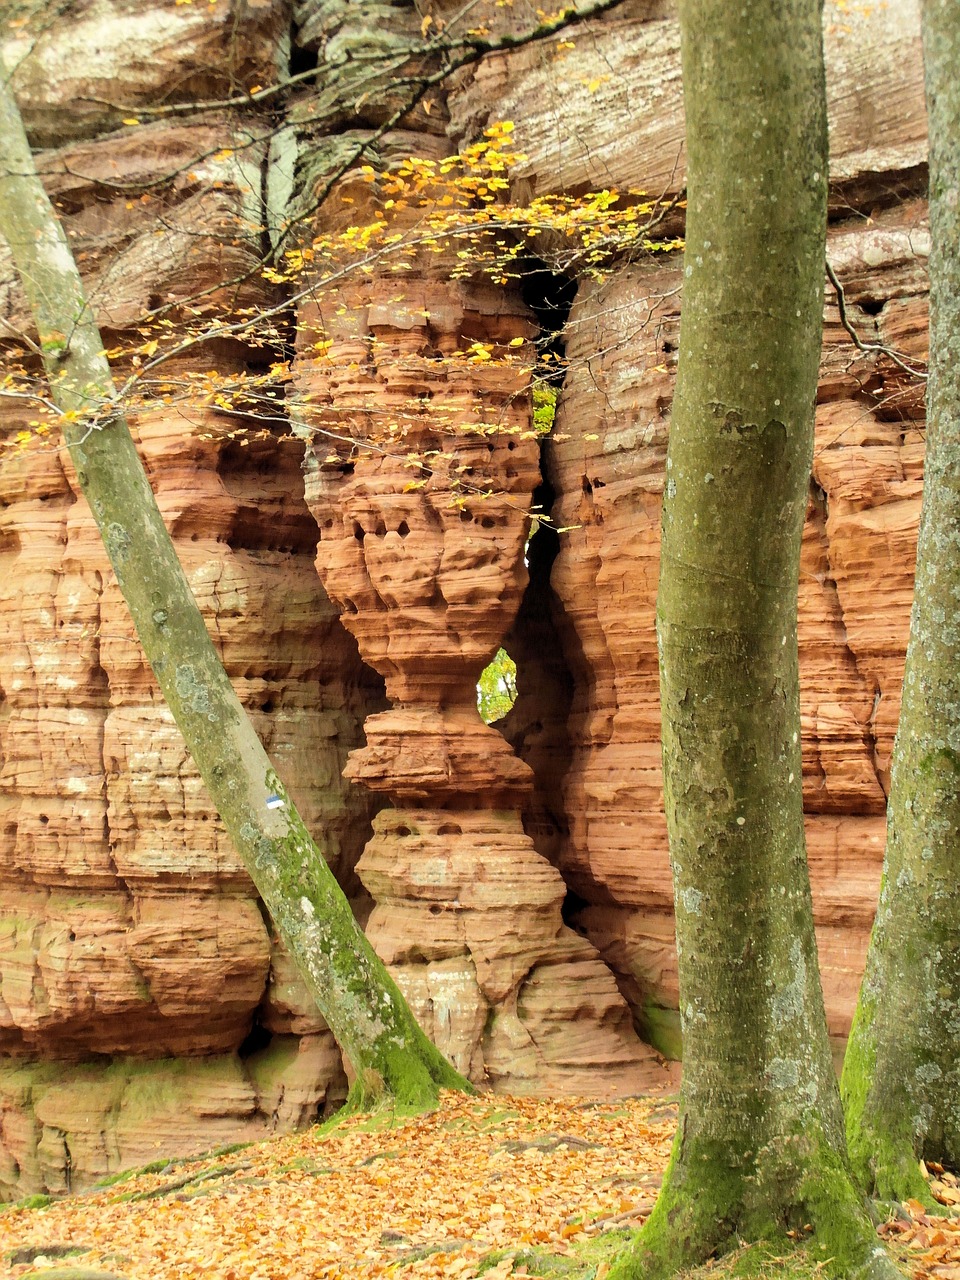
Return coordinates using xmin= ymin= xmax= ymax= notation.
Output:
xmin=508 ymin=199 xmax=928 ymax=1061
xmin=289 ymin=208 xmax=664 ymax=1090
xmin=0 ymin=0 xmax=935 ymax=1195
xmin=0 ymin=5 xmax=383 ymax=1198
xmin=441 ymin=0 xmax=927 ymax=1060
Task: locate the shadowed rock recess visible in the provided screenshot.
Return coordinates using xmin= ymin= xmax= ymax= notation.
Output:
xmin=0 ymin=0 xmax=930 ymax=1194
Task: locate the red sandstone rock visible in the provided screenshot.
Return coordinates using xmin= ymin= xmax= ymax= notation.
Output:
xmin=292 ymin=242 xmax=670 ymax=1094
xmin=0 ymin=0 xmax=935 ymax=1196
xmin=525 ymin=201 xmax=927 ymax=1056
xmin=0 ymin=112 xmax=379 ymax=1195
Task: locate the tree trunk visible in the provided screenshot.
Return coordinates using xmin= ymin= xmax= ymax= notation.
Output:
xmin=0 ymin=60 xmax=469 ymax=1113
xmin=841 ymin=0 xmax=960 ymax=1203
xmin=609 ymin=2 xmax=899 ymax=1276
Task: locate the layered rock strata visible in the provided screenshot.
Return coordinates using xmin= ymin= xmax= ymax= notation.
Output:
xmin=439 ymin=0 xmax=929 ymax=1058
xmin=501 ymin=209 xmax=927 ymax=1062
xmin=291 ymin=239 xmax=667 ymax=1091
xmin=0 ymin=21 xmax=383 ymax=1196
xmin=0 ymin=0 xmax=938 ymax=1195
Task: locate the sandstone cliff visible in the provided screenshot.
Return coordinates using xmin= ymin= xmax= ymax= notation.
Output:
xmin=0 ymin=0 xmax=931 ymax=1196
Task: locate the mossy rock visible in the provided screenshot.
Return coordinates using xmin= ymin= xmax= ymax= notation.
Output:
xmin=639 ymin=1003 xmax=683 ymax=1062
xmin=7 ymin=1245 xmax=90 ymax=1264
xmin=21 ymin=1270 xmax=128 ymax=1280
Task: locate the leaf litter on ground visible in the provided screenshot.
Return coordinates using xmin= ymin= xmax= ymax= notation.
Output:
xmin=1 ymin=1091 xmax=958 ymax=1280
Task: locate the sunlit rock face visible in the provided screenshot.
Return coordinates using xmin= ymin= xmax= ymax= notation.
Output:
xmin=0 ymin=0 xmax=934 ymax=1195
xmin=0 ymin=1 xmax=383 ymax=1198
xmin=445 ymin=0 xmax=926 ymax=1059
xmin=289 ymin=220 xmax=667 ymax=1092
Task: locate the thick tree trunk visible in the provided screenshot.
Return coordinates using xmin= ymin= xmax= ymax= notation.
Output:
xmin=841 ymin=0 xmax=960 ymax=1202
xmin=609 ymin=3 xmax=899 ymax=1277
xmin=0 ymin=62 xmax=468 ymax=1113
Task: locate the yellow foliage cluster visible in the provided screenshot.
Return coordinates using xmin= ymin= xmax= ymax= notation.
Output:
xmin=2 ymin=123 xmax=681 ymax=460
xmin=270 ymin=121 xmax=680 ymax=287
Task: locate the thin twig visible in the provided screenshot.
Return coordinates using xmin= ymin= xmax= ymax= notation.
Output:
xmin=825 ymin=258 xmax=927 ymax=381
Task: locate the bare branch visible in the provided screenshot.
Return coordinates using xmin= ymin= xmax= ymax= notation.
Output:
xmin=75 ymin=0 xmax=627 ymax=123
xmin=825 ymin=257 xmax=928 ymax=381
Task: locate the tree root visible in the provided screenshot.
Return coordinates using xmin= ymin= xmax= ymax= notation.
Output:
xmin=604 ymin=1149 xmax=908 ymax=1280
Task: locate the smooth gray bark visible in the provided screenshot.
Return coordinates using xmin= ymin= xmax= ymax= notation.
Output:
xmin=0 ymin=58 xmax=468 ymax=1112
xmin=842 ymin=0 xmax=960 ymax=1201
xmin=610 ymin=2 xmax=899 ymax=1276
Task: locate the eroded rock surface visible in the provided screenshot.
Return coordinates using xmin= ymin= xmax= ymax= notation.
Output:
xmin=0 ymin=28 xmax=381 ymax=1197
xmin=291 ymin=246 xmax=666 ymax=1092
xmin=505 ymin=203 xmax=927 ymax=1061
xmin=0 ymin=0 xmax=935 ymax=1195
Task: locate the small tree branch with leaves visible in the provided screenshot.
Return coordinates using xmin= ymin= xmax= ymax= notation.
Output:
xmin=0 ymin=53 xmax=471 ymax=1115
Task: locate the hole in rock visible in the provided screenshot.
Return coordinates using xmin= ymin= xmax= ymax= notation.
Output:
xmin=561 ymin=889 xmax=590 ymax=929
xmin=289 ymin=23 xmax=320 ymax=79
xmin=429 ymin=904 xmax=444 ymax=916
xmin=521 ymin=260 xmax=577 ymax=359
xmin=39 ymin=814 xmax=49 ymax=825
xmin=477 ymin=646 xmax=518 ymax=724
xmin=397 ymin=520 xmax=410 ymax=538
xmin=394 ymin=825 xmax=412 ymax=838
xmin=437 ymin=822 xmax=462 ymax=836
xmin=238 ymin=1022 xmax=273 ymax=1059
xmin=216 ymin=438 xmax=323 ymax=554
xmin=480 ymin=516 xmax=496 ymax=529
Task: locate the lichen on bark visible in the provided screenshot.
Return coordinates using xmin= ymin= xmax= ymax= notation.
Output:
xmin=609 ymin=1 xmax=900 ymax=1276
xmin=841 ymin=0 xmax=960 ymax=1202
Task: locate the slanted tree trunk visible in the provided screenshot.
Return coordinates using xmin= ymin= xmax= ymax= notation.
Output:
xmin=0 ymin=60 xmax=469 ymax=1113
xmin=841 ymin=0 xmax=960 ymax=1203
xmin=609 ymin=3 xmax=900 ymax=1277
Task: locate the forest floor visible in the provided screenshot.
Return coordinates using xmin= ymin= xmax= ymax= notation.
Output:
xmin=1 ymin=1091 xmax=959 ymax=1280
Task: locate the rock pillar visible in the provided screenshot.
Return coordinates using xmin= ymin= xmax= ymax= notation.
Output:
xmin=292 ymin=264 xmax=667 ymax=1093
